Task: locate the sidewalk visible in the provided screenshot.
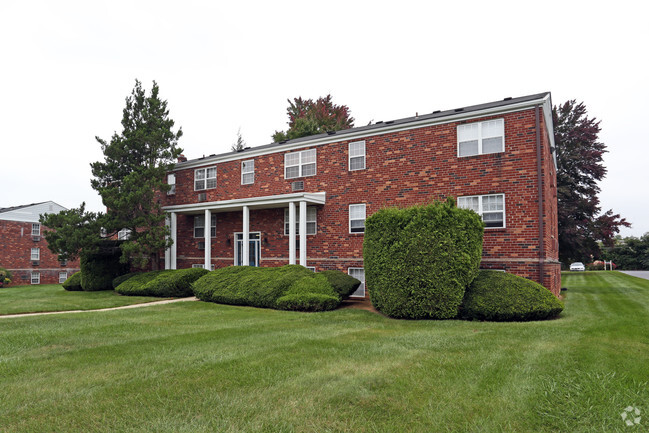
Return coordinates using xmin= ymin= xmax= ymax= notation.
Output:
xmin=0 ymin=297 xmax=198 ymax=319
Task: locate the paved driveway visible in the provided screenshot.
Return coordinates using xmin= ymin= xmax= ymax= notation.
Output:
xmin=620 ymin=271 xmax=649 ymax=281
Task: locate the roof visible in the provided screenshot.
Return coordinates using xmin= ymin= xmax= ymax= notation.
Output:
xmin=176 ymin=91 xmax=554 ymax=170
xmin=0 ymin=201 xmax=67 ymax=223
xmin=0 ymin=202 xmax=48 ymax=214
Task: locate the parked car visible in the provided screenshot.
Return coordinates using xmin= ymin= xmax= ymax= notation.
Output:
xmin=570 ymin=262 xmax=585 ymax=271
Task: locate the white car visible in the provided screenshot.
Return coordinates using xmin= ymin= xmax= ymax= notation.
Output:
xmin=570 ymin=262 xmax=585 ymax=271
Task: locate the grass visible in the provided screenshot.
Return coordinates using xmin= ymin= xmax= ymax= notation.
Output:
xmin=0 ymin=271 xmax=647 ymax=432
xmin=0 ymin=284 xmax=168 ymax=315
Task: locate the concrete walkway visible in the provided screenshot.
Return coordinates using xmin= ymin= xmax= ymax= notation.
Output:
xmin=0 ymin=297 xmax=198 ymax=319
xmin=620 ymin=271 xmax=649 ymax=281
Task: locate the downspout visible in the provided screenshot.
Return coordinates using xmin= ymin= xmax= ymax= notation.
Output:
xmin=535 ymin=106 xmax=545 ymax=285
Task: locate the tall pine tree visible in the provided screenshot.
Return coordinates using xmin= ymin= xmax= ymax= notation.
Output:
xmin=554 ymin=100 xmax=629 ymax=263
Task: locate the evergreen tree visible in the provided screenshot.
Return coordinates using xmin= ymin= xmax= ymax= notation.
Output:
xmin=554 ymin=100 xmax=629 ymax=263
xmin=272 ymin=94 xmax=354 ymax=142
xmin=231 ymin=128 xmax=246 ymax=152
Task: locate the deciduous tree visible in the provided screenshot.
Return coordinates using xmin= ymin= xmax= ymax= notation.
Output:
xmin=272 ymin=94 xmax=354 ymax=142
xmin=554 ymin=100 xmax=629 ymax=263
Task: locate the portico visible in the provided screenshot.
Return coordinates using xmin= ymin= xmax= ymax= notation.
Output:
xmin=163 ymin=192 xmax=326 ymax=270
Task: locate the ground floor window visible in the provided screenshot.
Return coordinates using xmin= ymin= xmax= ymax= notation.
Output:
xmin=192 ymin=264 xmax=215 ymax=270
xmin=348 ymin=267 xmax=365 ymax=297
xmin=59 ymin=272 xmax=68 ymax=283
xmin=194 ymin=214 xmax=217 ymax=238
xmin=457 ymin=193 xmax=505 ymax=228
xmin=284 ymin=206 xmax=317 ymax=235
xmin=31 ymin=272 xmax=40 ymax=285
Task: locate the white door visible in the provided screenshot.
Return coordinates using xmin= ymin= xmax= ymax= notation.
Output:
xmin=235 ymin=232 xmax=261 ymax=267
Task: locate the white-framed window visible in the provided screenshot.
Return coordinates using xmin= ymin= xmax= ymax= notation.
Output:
xmin=241 ymin=159 xmax=255 ymax=185
xmin=349 ymin=204 xmax=366 ymax=233
xmin=32 ymin=223 xmax=40 ymax=236
xmin=194 ymin=214 xmax=217 ymax=238
xmin=31 ymin=272 xmax=40 ymax=285
xmin=31 ymin=248 xmax=40 ymax=261
xmin=457 ymin=118 xmax=504 ymax=157
xmin=195 ymin=167 xmax=217 ymax=190
xmin=458 ymin=194 xmax=505 ymax=228
xmin=348 ymin=267 xmax=365 ymax=298
xmin=284 ymin=206 xmax=317 ymax=235
xmin=306 ymin=266 xmax=316 ymax=272
xmin=167 ymin=174 xmax=176 ymax=195
xmin=118 ymin=229 xmax=132 ymax=240
xmin=192 ymin=264 xmax=214 ymax=270
xmin=59 ymin=272 xmax=68 ymax=283
xmin=285 ymin=149 xmax=316 ymax=179
xmin=349 ymin=140 xmax=366 ymax=171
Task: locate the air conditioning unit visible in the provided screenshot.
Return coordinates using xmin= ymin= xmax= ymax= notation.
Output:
xmin=32 ymin=236 xmax=41 ymax=242
xmin=291 ymin=181 xmax=304 ymax=191
xmin=32 ymin=261 xmax=40 ymax=266
xmin=198 ymin=193 xmax=207 ymax=202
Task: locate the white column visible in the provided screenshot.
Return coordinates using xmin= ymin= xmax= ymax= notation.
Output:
xmin=164 ymin=214 xmax=171 ymax=270
xmin=170 ymin=212 xmax=177 ymax=270
xmin=299 ymin=201 xmax=307 ymax=266
xmin=289 ymin=202 xmax=296 ymax=265
xmin=204 ymin=209 xmax=211 ymax=270
xmin=242 ymin=205 xmax=249 ymax=266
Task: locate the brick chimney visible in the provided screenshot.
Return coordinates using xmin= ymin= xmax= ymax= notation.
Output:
xmin=178 ymin=154 xmax=187 ymax=163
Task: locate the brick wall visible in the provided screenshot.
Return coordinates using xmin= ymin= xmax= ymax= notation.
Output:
xmin=0 ymin=220 xmax=80 ymax=286
xmin=165 ymin=106 xmax=560 ymax=295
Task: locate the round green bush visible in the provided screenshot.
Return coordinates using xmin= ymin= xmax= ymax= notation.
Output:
xmin=193 ymin=265 xmax=342 ymax=311
xmin=320 ymin=270 xmax=361 ymax=299
xmin=459 ymin=270 xmax=564 ymax=321
xmin=364 ymin=199 xmax=484 ymax=319
xmin=115 ymin=270 xmax=169 ymax=296
xmin=112 ymin=272 xmax=142 ymax=289
xmin=142 ymin=268 xmax=209 ymax=297
xmin=62 ymin=271 xmax=83 ymax=291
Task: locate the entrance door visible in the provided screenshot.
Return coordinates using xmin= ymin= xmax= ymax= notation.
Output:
xmin=235 ymin=232 xmax=261 ymax=266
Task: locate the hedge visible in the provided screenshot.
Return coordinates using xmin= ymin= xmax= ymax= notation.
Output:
xmin=62 ymin=271 xmax=83 ymax=291
xmin=142 ymin=268 xmax=209 ymax=297
xmin=115 ymin=270 xmax=170 ymax=296
xmin=459 ymin=270 xmax=564 ymax=321
xmin=193 ymin=265 xmax=341 ymax=311
xmin=80 ymin=242 xmax=129 ymax=291
xmin=364 ymin=199 xmax=484 ymax=319
xmin=112 ymin=272 xmax=142 ymax=289
xmin=320 ymin=270 xmax=361 ymax=299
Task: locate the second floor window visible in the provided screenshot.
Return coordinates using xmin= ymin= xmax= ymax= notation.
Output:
xmin=32 ymin=223 xmax=40 ymax=236
xmin=457 ymin=119 xmax=504 ymax=157
xmin=31 ymin=248 xmax=40 ymax=261
xmin=167 ymin=174 xmax=176 ymax=195
xmin=195 ymin=167 xmax=217 ymax=190
xmin=118 ymin=229 xmax=132 ymax=240
xmin=285 ymin=149 xmax=316 ymax=179
xmin=349 ymin=141 xmax=366 ymax=171
xmin=242 ymin=160 xmax=254 ymax=185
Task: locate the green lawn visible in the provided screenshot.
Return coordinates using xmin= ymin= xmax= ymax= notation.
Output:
xmin=0 ymin=271 xmax=647 ymax=432
xmin=0 ymin=284 xmax=168 ymax=315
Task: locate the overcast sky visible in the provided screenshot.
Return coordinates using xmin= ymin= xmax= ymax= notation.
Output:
xmin=1 ymin=0 xmax=647 ymax=237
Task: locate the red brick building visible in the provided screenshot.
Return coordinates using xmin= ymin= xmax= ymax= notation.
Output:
xmin=161 ymin=92 xmax=560 ymax=297
xmin=0 ymin=202 xmax=80 ymax=286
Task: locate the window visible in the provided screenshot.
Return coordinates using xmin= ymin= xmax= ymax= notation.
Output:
xmin=31 ymin=272 xmax=40 ymax=285
xmin=349 ymin=204 xmax=366 ymax=233
xmin=284 ymin=206 xmax=317 ymax=235
xmin=59 ymin=272 xmax=68 ymax=283
xmin=194 ymin=214 xmax=217 ymax=238
xmin=60 ymin=258 xmax=67 ymax=266
xmin=457 ymin=119 xmax=504 ymax=157
xmin=241 ymin=160 xmax=254 ymax=185
xmin=195 ymin=167 xmax=217 ymax=190
xmin=306 ymin=266 xmax=316 ymax=272
xmin=167 ymin=174 xmax=176 ymax=195
xmin=458 ymin=194 xmax=505 ymax=228
xmin=31 ymin=248 xmax=40 ymax=261
xmin=32 ymin=223 xmax=40 ymax=236
xmin=285 ymin=149 xmax=316 ymax=179
xmin=348 ymin=268 xmax=365 ymax=297
xmin=118 ymin=229 xmax=131 ymax=240
xmin=192 ymin=264 xmax=215 ymax=270
xmin=349 ymin=141 xmax=366 ymax=171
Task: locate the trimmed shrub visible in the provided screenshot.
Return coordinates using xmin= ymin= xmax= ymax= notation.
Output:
xmin=112 ymin=272 xmax=142 ymax=289
xmin=364 ymin=199 xmax=484 ymax=319
xmin=142 ymin=268 xmax=209 ymax=297
xmin=459 ymin=270 xmax=564 ymax=321
xmin=0 ymin=267 xmax=12 ymax=287
xmin=193 ymin=265 xmax=342 ymax=311
xmin=80 ymin=242 xmax=129 ymax=291
xmin=115 ymin=270 xmax=169 ymax=296
xmin=320 ymin=270 xmax=361 ymax=299
xmin=62 ymin=271 xmax=83 ymax=291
